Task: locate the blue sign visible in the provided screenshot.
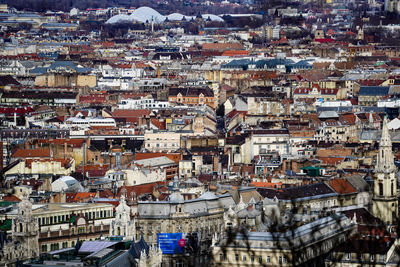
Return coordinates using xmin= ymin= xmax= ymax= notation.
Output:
xmin=157 ymin=233 xmax=183 ymax=254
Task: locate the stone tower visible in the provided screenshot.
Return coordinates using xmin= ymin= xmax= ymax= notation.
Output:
xmin=110 ymin=194 xmax=135 ymax=239
xmin=12 ymin=194 xmax=39 ymax=260
xmin=372 ymin=117 xmax=398 ymax=225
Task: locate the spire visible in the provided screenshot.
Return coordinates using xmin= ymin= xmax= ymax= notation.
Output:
xmin=351 ymin=212 xmax=357 ymax=224
xmin=369 ymin=111 xmax=374 ymax=127
xmin=376 ymin=117 xmax=395 ymax=172
xmin=120 ymin=194 xmax=126 ymax=205
xmin=381 ymin=116 xmax=391 ymax=146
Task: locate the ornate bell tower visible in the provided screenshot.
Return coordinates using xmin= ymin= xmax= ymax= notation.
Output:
xmin=12 ymin=194 xmax=39 ymax=260
xmin=110 ymin=193 xmax=135 ymax=240
xmin=372 ymin=117 xmax=398 ymax=225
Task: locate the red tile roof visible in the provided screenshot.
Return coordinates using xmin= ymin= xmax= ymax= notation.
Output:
xmin=3 ymin=195 xmax=21 ymax=202
xmin=37 ymin=139 xmax=85 ymax=148
xmin=12 ymin=148 xmax=51 ymax=158
xmin=221 ymin=50 xmax=249 ymax=56
xmin=117 ymin=182 xmax=166 ymax=198
xmin=112 ymin=109 xmax=151 ymax=118
xmin=98 ymin=189 xmax=115 ymax=199
xmin=339 ymin=114 xmax=357 ymax=125
xmin=202 ymin=43 xmax=243 ymax=51
xmin=150 ymin=118 xmax=166 ymax=130
xmin=66 ymin=192 xmax=96 ymax=203
xmin=0 ymin=107 xmax=35 ymax=116
xmin=329 ymin=178 xmax=357 ymax=194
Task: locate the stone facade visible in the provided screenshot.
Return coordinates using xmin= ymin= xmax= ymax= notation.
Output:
xmin=110 ymin=194 xmax=136 ymax=239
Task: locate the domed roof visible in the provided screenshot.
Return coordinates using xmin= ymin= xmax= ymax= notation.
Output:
xmin=51 ymin=176 xmax=79 ymax=192
xmin=169 ymin=192 xmax=184 ymax=203
xmin=198 ymin=191 xmax=218 ymax=200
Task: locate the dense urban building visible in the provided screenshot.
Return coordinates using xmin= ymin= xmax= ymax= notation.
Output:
xmin=0 ymin=0 xmax=399 ymax=266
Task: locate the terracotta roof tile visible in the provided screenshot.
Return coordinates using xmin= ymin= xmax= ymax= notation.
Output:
xmin=66 ymin=192 xmax=96 ymax=203
xmin=329 ymin=178 xmax=357 ymax=194
xmin=37 ymin=139 xmax=85 ymax=148
xmin=2 ymin=195 xmax=21 ymax=202
xmin=12 ymin=148 xmax=51 ymax=158
xmin=202 ymin=43 xmax=243 ymax=51
xmin=112 ymin=109 xmax=151 ymax=118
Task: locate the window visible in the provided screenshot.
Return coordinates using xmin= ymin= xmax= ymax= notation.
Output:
xmin=279 ymin=256 xmax=282 ymax=264
xmin=346 ymin=253 xmax=350 ymax=260
xmin=251 ymin=255 xmax=254 ymax=262
xmin=379 ymin=183 xmax=384 ymax=196
xmin=235 ymin=254 xmax=239 ymax=262
xmin=219 ymin=254 xmax=223 ymax=262
xmin=242 ymin=255 xmax=246 ymax=262
xmin=267 ymin=256 xmax=270 ymax=263
xmin=258 ymin=256 xmax=262 ymax=264
xmin=391 ymin=182 xmax=394 ymax=196
xmin=78 ymin=227 xmax=85 ymax=234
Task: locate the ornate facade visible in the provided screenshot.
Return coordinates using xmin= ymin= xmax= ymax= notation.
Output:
xmin=0 ymin=194 xmax=39 ymax=265
xmin=110 ymin=194 xmax=136 ymax=239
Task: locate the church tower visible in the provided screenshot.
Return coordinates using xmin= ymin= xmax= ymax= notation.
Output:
xmin=372 ymin=117 xmax=398 ymax=225
xmin=12 ymin=194 xmax=39 ymax=260
xmin=110 ymin=194 xmax=135 ymax=240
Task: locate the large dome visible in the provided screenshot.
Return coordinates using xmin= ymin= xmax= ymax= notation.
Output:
xmin=106 ymin=6 xmax=223 ymax=24
xmin=51 ymin=176 xmax=79 ymax=192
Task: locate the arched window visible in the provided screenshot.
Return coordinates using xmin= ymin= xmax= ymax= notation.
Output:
xmin=379 ymin=183 xmax=384 ymax=196
xmin=391 ymin=182 xmax=394 ymax=196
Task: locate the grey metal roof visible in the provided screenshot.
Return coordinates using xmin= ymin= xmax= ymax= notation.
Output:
xmin=345 ymin=174 xmax=370 ymax=192
xmin=318 ymin=110 xmax=339 ymax=119
xmin=233 ymin=214 xmax=350 ymax=242
xmin=138 ymin=194 xmax=235 ymax=218
xmin=79 ymin=241 xmax=119 ymax=254
xmin=104 ymin=250 xmax=132 ymax=267
xmin=359 ymin=86 xmax=390 ymax=96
